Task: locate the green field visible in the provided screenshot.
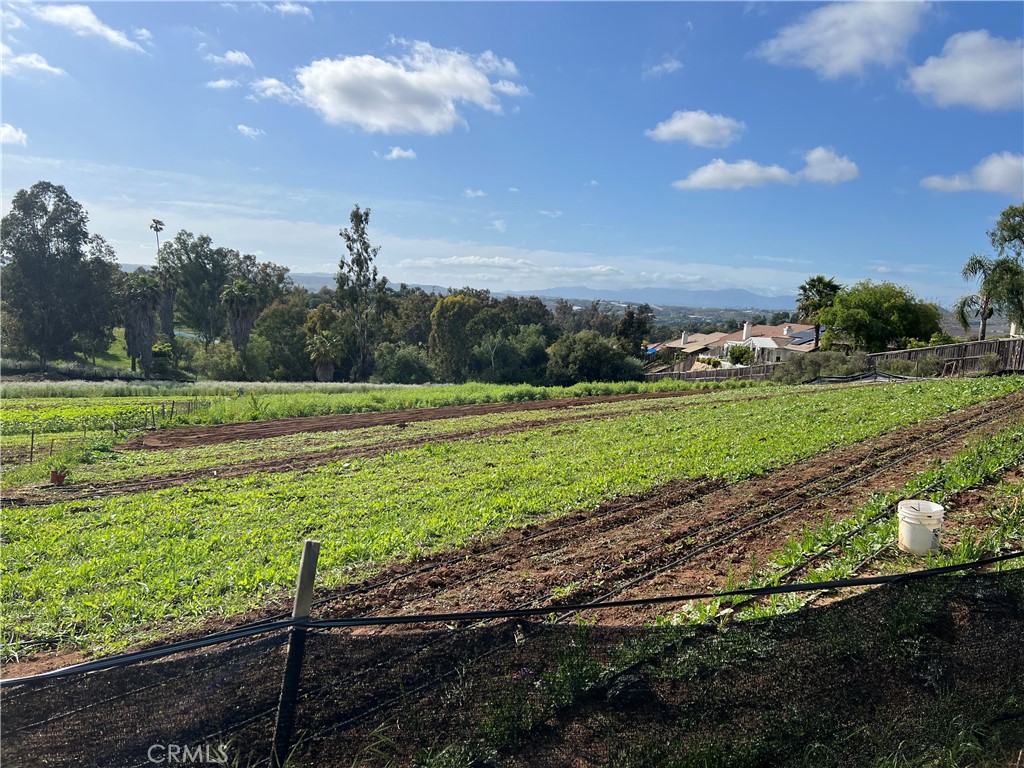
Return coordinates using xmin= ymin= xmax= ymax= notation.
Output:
xmin=2 ymin=376 xmax=1021 ymax=659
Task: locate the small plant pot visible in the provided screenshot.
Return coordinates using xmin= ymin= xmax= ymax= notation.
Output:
xmin=50 ymin=471 xmax=67 ymax=485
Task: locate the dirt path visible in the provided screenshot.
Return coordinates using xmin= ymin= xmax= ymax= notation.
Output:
xmin=122 ymin=390 xmax=714 ymax=451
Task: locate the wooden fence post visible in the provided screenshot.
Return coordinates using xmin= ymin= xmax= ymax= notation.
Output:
xmin=29 ymin=430 xmax=35 ymax=465
xmin=271 ymin=539 xmax=321 ymax=767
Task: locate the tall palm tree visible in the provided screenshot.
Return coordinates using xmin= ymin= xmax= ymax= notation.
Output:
xmin=306 ymin=330 xmax=346 ymax=382
xmin=796 ymin=275 xmax=842 ymax=348
xmin=150 ymin=219 xmax=164 ymax=255
xmin=954 ymin=254 xmax=1024 ymax=340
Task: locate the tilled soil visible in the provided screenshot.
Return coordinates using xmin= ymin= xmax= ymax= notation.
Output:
xmin=2 ymin=392 xmax=760 ymax=507
xmin=122 ymin=390 xmax=714 ymax=451
xmin=4 ymin=392 xmax=1023 ymax=767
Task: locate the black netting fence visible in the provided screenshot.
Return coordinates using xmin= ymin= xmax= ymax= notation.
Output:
xmin=4 ymin=568 xmax=1024 ymax=767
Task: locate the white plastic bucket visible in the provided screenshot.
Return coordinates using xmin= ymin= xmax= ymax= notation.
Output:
xmin=897 ymin=500 xmax=945 ymax=556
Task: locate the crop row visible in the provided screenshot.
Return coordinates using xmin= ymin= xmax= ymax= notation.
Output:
xmin=0 ymin=379 xmax=750 ymax=436
xmin=2 ymin=377 xmax=1021 ymax=658
xmin=0 ymin=386 xmax=784 ymax=489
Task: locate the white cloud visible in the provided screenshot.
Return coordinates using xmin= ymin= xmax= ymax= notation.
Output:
xmin=673 ymin=159 xmax=795 ymax=190
xmin=249 ymin=39 xmax=528 ymax=134
xmin=920 ymin=152 xmax=1024 ymax=197
xmin=464 ymin=188 xmax=486 ymax=198
xmin=538 ymin=210 xmax=563 ymax=218
xmin=907 ymin=30 xmax=1024 ymax=111
xmin=674 ymin=146 xmax=858 ymax=190
xmin=587 ymin=180 xmax=599 ymax=187
xmin=3 ymin=10 xmax=24 ymax=29
xmin=489 ymin=219 xmax=507 ymax=233
xmin=800 ymin=146 xmax=859 ymax=184
xmin=1 ymin=123 xmax=28 ymax=145
xmin=756 ymin=1 xmax=928 ymax=79
xmin=133 ymin=28 xmax=153 ymax=43
xmin=0 ymin=43 xmax=66 ymax=77
xmin=643 ymin=57 xmax=683 ymax=80
xmin=206 ymin=78 xmax=240 ymax=90
xmin=274 ymin=2 xmax=312 ymax=17
xmin=508 ymin=187 xmax=519 ymax=193
xmin=206 ymin=50 xmax=253 ymax=67
xmin=29 ymin=4 xmax=145 ymax=53
xmin=385 ymin=146 xmax=416 ymax=160
xmin=645 ymin=110 xmax=746 ymax=148
xmin=250 ymin=77 xmax=298 ymax=102
xmin=237 ymin=124 xmax=265 ymax=139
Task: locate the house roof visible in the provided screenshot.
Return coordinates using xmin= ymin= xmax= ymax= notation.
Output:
xmin=709 ymin=323 xmax=816 ymax=349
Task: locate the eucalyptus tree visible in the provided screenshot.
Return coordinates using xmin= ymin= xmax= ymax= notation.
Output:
xmin=0 ymin=181 xmax=114 ymax=367
xmin=337 ymin=204 xmax=389 ymax=380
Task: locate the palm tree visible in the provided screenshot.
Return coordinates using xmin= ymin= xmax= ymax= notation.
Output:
xmin=150 ymin=219 xmax=164 ymax=255
xmin=953 ymin=254 xmax=1024 ymax=340
xmin=306 ymin=330 xmax=346 ymax=382
xmin=796 ymin=275 xmax=842 ymax=348
xmin=220 ymin=279 xmax=261 ymax=352
xmin=122 ymin=273 xmax=162 ymax=373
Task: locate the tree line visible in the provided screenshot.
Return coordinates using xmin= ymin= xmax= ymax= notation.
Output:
xmin=2 ymin=182 xmax=1020 ymax=384
xmin=1 ymin=183 xmax=661 ymax=384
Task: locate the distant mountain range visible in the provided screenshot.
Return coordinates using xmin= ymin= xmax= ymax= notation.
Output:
xmin=511 ymin=286 xmax=798 ymax=311
xmin=282 ymin=272 xmax=797 ymax=311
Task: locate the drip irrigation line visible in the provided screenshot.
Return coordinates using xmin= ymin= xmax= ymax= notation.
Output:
xmin=548 ymin=406 xmax=1021 ymax=618
xmin=4 ymin=552 xmax=1019 ymax=691
xmin=0 ymin=618 xmax=296 ymax=689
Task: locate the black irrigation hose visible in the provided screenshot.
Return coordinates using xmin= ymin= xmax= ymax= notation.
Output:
xmin=550 ymin=403 xmax=1022 ymax=618
xmin=4 ymin=552 xmax=1020 ymax=690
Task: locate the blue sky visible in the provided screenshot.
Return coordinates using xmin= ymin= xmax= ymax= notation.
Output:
xmin=2 ymin=1 xmax=1022 ymax=305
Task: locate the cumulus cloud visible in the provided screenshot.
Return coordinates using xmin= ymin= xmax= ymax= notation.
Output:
xmin=1 ymin=123 xmax=28 ymax=145
xmin=673 ymin=146 xmax=858 ymax=190
xmin=800 ymin=146 xmax=859 ymax=184
xmin=538 ymin=210 xmax=563 ymax=218
xmin=29 ymin=4 xmax=145 ymax=53
xmin=273 ymin=2 xmax=312 ymax=17
xmin=385 ymin=146 xmax=416 ymax=160
xmin=464 ymin=189 xmax=486 ymax=198
xmin=206 ymin=78 xmax=240 ymax=89
xmin=508 ymin=187 xmax=519 ymax=193
xmin=133 ymin=28 xmax=153 ymax=43
xmin=249 ymin=39 xmax=528 ymax=134
xmin=206 ymin=50 xmax=253 ymax=67
xmin=237 ymin=124 xmax=265 ymax=139
xmin=1 ymin=43 xmax=66 ymax=77
xmin=586 ymin=179 xmax=599 ymax=187
xmin=673 ymin=159 xmax=795 ymax=190
xmin=489 ymin=219 xmax=507 ymax=233
xmin=907 ymin=31 xmax=1023 ymax=111
xmin=920 ymin=152 xmax=1023 ymax=196
xmin=645 ymin=110 xmax=746 ymax=148
xmin=643 ymin=57 xmax=683 ymax=80
xmin=755 ymin=1 xmax=928 ymax=79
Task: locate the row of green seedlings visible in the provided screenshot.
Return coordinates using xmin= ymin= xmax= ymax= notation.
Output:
xmin=410 ymin=425 xmax=1024 ymax=765
xmin=701 ymin=421 xmax=1024 ymax=624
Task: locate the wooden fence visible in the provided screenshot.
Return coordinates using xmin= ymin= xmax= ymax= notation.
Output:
xmin=643 ymin=338 xmax=1024 ymax=383
xmin=867 ymin=338 xmax=1024 ymax=376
